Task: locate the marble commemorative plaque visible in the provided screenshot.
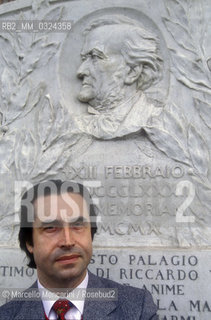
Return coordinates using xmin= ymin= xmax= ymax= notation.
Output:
xmin=0 ymin=0 xmax=210 ymax=318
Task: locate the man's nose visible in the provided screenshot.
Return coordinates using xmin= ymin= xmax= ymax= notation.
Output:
xmin=60 ymin=226 xmax=75 ymax=247
xmin=77 ymin=60 xmax=90 ymax=79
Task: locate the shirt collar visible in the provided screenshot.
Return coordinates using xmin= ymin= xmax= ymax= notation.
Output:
xmin=38 ymin=272 xmax=89 ymax=318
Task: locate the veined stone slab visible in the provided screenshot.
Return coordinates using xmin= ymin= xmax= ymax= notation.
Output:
xmin=89 ymin=248 xmax=211 ymax=320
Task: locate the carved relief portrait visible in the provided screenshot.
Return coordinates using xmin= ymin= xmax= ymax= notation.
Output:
xmin=60 ymin=11 xmax=169 ymax=140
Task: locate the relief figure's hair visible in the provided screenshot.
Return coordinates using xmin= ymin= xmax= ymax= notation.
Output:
xmin=84 ymin=15 xmax=163 ymax=90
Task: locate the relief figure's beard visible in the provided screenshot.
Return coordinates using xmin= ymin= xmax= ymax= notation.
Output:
xmin=78 ymin=81 xmax=127 ymax=113
xmin=77 ymin=85 xmax=95 ymax=103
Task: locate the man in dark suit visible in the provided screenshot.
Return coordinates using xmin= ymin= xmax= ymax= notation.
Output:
xmin=0 ymin=180 xmax=158 ymax=319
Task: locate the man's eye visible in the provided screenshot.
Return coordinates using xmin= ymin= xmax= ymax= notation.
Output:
xmin=72 ymin=222 xmax=83 ymax=228
xmin=43 ymin=226 xmax=57 ymax=232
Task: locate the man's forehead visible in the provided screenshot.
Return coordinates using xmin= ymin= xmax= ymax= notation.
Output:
xmin=33 ymin=192 xmax=90 ymax=221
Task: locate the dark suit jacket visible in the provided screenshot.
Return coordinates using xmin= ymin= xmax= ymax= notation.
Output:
xmin=0 ymin=271 xmax=158 ymax=319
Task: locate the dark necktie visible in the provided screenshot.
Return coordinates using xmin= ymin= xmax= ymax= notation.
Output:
xmin=52 ymin=299 xmax=73 ymax=320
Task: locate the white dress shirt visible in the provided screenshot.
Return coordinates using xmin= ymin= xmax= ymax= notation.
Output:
xmin=38 ymin=272 xmax=88 ymax=320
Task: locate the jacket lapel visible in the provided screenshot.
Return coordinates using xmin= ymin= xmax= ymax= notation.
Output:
xmin=83 ymin=272 xmax=121 ymax=320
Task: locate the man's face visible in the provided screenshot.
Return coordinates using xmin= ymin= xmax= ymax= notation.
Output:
xmin=77 ymin=25 xmax=128 ymax=110
xmin=26 ymin=192 xmax=92 ymax=289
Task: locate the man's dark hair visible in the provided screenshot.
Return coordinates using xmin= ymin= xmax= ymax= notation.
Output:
xmin=18 ymin=180 xmax=97 ymax=269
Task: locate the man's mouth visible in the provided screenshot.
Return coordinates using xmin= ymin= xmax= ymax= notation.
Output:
xmin=56 ymin=254 xmax=80 ymax=264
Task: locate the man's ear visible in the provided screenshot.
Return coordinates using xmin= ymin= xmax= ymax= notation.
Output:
xmin=124 ymin=65 xmax=143 ymax=85
xmin=26 ymin=241 xmax=33 ymax=254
